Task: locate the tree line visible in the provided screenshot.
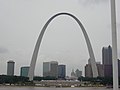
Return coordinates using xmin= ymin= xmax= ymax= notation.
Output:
xmin=1 ymin=75 xmax=120 ymax=86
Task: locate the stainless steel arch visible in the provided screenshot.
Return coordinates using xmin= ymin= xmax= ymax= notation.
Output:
xmin=28 ymin=12 xmax=98 ymax=81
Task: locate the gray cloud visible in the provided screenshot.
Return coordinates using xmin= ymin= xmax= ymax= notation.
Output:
xmin=0 ymin=47 xmax=9 ymax=53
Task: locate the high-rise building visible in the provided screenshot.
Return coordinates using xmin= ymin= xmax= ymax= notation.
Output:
xmin=102 ymin=45 xmax=112 ymax=77
xmin=85 ymin=64 xmax=92 ymax=77
xmin=102 ymin=45 xmax=112 ymax=65
xmin=75 ymin=69 xmax=82 ymax=77
xmin=58 ymin=65 xmax=66 ymax=79
xmin=43 ymin=62 xmax=51 ymax=77
xmin=85 ymin=59 xmax=104 ymax=77
xmin=20 ymin=66 xmax=29 ymax=77
xmin=43 ymin=61 xmax=58 ymax=78
xmin=50 ymin=61 xmax=58 ymax=78
xmin=7 ymin=60 xmax=15 ymax=76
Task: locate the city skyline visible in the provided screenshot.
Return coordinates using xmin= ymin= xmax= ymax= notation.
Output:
xmin=1 ymin=48 xmax=119 ymax=78
xmin=2 ymin=59 xmax=82 ymax=77
xmin=0 ymin=0 xmax=120 ymax=76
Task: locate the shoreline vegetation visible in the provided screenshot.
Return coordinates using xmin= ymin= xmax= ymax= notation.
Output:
xmin=0 ymin=75 xmax=116 ymax=88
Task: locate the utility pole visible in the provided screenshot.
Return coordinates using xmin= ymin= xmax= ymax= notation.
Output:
xmin=111 ymin=0 xmax=118 ymax=90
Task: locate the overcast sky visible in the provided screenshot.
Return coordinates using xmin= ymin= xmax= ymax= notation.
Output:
xmin=0 ymin=0 xmax=120 ymax=76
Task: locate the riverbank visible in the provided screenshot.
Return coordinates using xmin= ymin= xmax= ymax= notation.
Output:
xmin=0 ymin=87 xmax=110 ymax=90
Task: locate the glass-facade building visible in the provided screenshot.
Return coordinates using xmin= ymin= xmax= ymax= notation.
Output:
xmin=20 ymin=66 xmax=29 ymax=77
xmin=43 ymin=61 xmax=58 ymax=78
xmin=102 ymin=45 xmax=112 ymax=65
xmin=102 ymin=45 xmax=112 ymax=77
xmin=58 ymin=65 xmax=66 ymax=79
xmin=43 ymin=62 xmax=50 ymax=77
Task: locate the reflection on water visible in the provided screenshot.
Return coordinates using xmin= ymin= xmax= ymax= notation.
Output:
xmin=0 ymin=87 xmax=114 ymax=90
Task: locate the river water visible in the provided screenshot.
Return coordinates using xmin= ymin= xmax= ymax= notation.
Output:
xmin=0 ymin=87 xmax=114 ymax=90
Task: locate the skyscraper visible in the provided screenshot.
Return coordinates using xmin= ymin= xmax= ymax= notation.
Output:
xmin=50 ymin=61 xmax=58 ymax=78
xmin=102 ymin=45 xmax=112 ymax=77
xmin=43 ymin=62 xmax=50 ymax=77
xmin=58 ymin=65 xmax=66 ymax=79
xmin=7 ymin=60 xmax=15 ymax=76
xmin=20 ymin=66 xmax=29 ymax=77
xmin=102 ymin=45 xmax=112 ymax=65
xmin=43 ymin=61 xmax=58 ymax=78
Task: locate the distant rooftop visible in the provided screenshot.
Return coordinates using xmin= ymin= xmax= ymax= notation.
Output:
xmin=7 ymin=60 xmax=15 ymax=63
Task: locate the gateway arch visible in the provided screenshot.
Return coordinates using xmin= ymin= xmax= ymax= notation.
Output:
xmin=28 ymin=12 xmax=98 ymax=81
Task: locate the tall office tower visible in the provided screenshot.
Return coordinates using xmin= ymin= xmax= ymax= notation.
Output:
xmin=50 ymin=61 xmax=58 ymax=78
xmin=75 ymin=69 xmax=82 ymax=77
xmin=102 ymin=45 xmax=112 ymax=65
xmin=102 ymin=45 xmax=112 ymax=77
xmin=7 ymin=60 xmax=15 ymax=76
xmin=20 ymin=66 xmax=29 ymax=77
xmin=58 ymin=65 xmax=66 ymax=79
xmin=43 ymin=61 xmax=58 ymax=78
xmin=43 ymin=62 xmax=51 ymax=77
